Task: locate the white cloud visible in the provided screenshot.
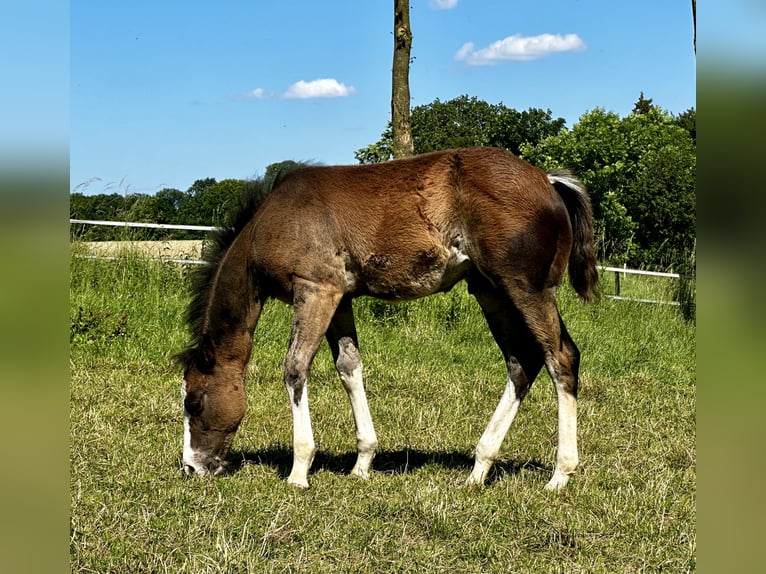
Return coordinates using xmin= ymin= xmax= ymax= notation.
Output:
xmin=429 ymin=0 xmax=458 ymax=9
xmin=238 ymin=78 xmax=357 ymax=100
xmin=455 ymin=33 xmax=586 ymax=65
xmin=282 ymin=78 xmax=356 ymax=99
xmin=245 ymin=87 xmax=267 ymax=99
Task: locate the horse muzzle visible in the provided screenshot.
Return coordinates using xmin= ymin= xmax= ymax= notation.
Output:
xmin=182 ymin=455 xmax=227 ymax=476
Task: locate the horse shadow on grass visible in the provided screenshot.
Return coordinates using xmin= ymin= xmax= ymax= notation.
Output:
xmin=227 ymin=446 xmax=549 ymax=486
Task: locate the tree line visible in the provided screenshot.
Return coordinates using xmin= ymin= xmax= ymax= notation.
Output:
xmin=70 ymin=93 xmax=695 ymax=270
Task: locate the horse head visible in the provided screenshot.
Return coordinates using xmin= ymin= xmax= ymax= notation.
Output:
xmin=180 ymin=334 xmax=247 ymax=476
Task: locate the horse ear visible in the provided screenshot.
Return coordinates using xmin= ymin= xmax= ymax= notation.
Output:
xmin=197 ymin=333 xmax=216 ymax=373
xmin=184 ymin=388 xmax=207 ymax=417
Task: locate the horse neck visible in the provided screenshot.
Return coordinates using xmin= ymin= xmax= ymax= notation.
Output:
xmin=202 ymin=233 xmax=262 ymax=369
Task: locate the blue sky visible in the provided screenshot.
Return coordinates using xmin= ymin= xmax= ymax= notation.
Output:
xmin=70 ymin=0 xmax=697 ymax=195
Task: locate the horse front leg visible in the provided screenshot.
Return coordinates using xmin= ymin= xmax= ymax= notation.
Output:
xmin=283 ymin=376 xmax=314 ymax=489
xmin=283 ymin=280 xmax=343 ymax=489
xmin=326 ymin=298 xmax=378 ymax=479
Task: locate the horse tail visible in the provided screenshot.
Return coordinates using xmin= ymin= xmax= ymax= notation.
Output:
xmin=548 ymin=171 xmax=600 ymax=302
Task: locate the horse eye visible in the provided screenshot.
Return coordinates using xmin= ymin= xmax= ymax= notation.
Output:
xmin=184 ymin=388 xmax=207 ymax=417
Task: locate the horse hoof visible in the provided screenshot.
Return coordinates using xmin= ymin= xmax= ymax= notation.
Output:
xmin=465 ymin=474 xmax=486 ymax=487
xmin=350 ymin=466 xmax=371 ymax=480
xmin=287 ymin=479 xmax=310 ymax=490
xmin=544 ymin=472 xmax=570 ymax=492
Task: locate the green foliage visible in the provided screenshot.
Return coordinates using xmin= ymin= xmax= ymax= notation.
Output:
xmin=70 ymin=254 xmax=695 ymax=572
xmin=521 ymin=107 xmax=696 ymax=269
xmin=674 ymin=107 xmax=696 ymax=144
xmin=632 ymin=91 xmax=654 ymax=115
xmin=488 ymin=107 xmax=567 ymax=155
xmin=180 ymin=178 xmax=247 ymax=227
xmin=412 ymin=95 xmax=499 ymax=152
xmin=354 ymin=125 xmax=395 ymax=164
xmin=355 ymin=95 xmax=566 ymax=163
xmin=70 ymin=192 xmax=132 ymax=240
xmin=625 ymin=145 xmax=696 ymax=267
xmin=70 ymin=178 xmax=249 ymax=240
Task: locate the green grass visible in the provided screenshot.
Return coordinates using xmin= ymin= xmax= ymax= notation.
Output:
xmin=70 ymin=247 xmax=695 ymax=573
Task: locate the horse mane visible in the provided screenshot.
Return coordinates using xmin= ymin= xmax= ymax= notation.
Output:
xmin=175 ymin=161 xmax=310 ymax=371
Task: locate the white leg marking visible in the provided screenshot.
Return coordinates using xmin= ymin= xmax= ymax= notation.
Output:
xmin=467 ymin=374 xmax=521 ymax=485
xmin=341 ymin=365 xmax=378 ymax=479
xmin=180 ymin=380 xmax=198 ymax=474
xmin=286 ymin=381 xmax=316 ymax=489
xmin=545 ymin=377 xmax=579 ymax=491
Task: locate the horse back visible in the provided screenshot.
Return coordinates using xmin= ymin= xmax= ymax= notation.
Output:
xmin=249 ymin=148 xmax=571 ymax=301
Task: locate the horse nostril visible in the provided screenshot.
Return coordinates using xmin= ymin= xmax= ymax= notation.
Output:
xmin=183 ymin=464 xmax=196 ymax=476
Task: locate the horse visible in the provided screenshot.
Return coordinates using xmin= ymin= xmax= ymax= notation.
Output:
xmin=177 ymin=146 xmax=599 ymax=490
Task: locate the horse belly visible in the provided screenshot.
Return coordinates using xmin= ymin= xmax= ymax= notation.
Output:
xmin=356 ymin=236 xmax=472 ymax=301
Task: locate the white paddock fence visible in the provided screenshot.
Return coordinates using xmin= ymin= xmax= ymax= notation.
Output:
xmin=69 ymin=219 xmax=217 ymax=232
xmin=70 ymin=219 xmax=695 ymax=306
xmin=598 ymin=266 xmax=692 ymax=306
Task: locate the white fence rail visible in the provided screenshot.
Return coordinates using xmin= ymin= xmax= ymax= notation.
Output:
xmin=76 ymin=254 xmax=208 ymax=265
xmin=597 ymin=266 xmax=694 ymax=306
xmin=69 ymin=219 xmax=217 ymax=232
xmin=70 ymin=219 xmax=695 ymax=305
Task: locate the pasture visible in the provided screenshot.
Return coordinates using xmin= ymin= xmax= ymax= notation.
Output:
xmin=70 ymin=245 xmax=695 ymax=572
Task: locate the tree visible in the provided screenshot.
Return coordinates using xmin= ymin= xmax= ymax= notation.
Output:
xmin=69 ymin=192 xmax=95 ymax=221
xmin=625 ymin=144 xmax=696 ymax=266
xmin=674 ymin=108 xmax=696 ymax=144
xmin=354 ymin=125 xmax=394 ymax=164
xmin=521 ymin=108 xmax=637 ymax=262
xmin=487 ymin=107 xmax=566 ymax=155
xmin=356 ymin=95 xmax=566 ymax=163
xmin=391 ymin=0 xmax=414 ymax=158
xmin=632 ymin=92 xmax=654 ymax=115
xmin=412 ymin=96 xmax=497 ymax=152
xmin=123 ymin=194 xmax=158 ymax=223
xmin=521 ymin=107 xmax=696 ymax=268
xmin=154 ymin=187 xmax=187 ymax=223
xmin=194 ymin=179 xmax=248 ymax=226
xmin=179 ymin=178 xmax=218 ymax=226
xmin=692 ymin=0 xmax=696 ymax=53
xmin=69 ymin=192 xmax=131 ymax=240
xmin=70 ymin=192 xmax=102 ymax=239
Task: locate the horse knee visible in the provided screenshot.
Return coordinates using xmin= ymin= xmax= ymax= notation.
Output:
xmin=284 ymin=359 xmax=307 ymax=404
xmin=335 ymin=336 xmax=362 ymax=378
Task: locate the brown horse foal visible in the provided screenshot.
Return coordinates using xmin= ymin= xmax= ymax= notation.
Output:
xmin=178 ymin=147 xmax=598 ymax=490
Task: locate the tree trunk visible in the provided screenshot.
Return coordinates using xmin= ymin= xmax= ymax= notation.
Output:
xmin=692 ymin=0 xmax=696 ymax=54
xmin=391 ymin=0 xmax=414 ymax=158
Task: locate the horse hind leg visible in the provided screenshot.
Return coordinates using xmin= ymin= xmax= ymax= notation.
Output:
xmin=509 ymin=286 xmax=581 ymax=491
xmin=543 ymin=317 xmax=581 ymax=491
xmin=467 ymin=354 xmax=537 ymax=486
xmin=326 ymin=297 xmax=378 ymax=479
xmin=466 ymin=277 xmax=545 ymax=485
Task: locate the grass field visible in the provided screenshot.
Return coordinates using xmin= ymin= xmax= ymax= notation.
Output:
xmin=70 ymin=246 xmax=695 ymax=573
